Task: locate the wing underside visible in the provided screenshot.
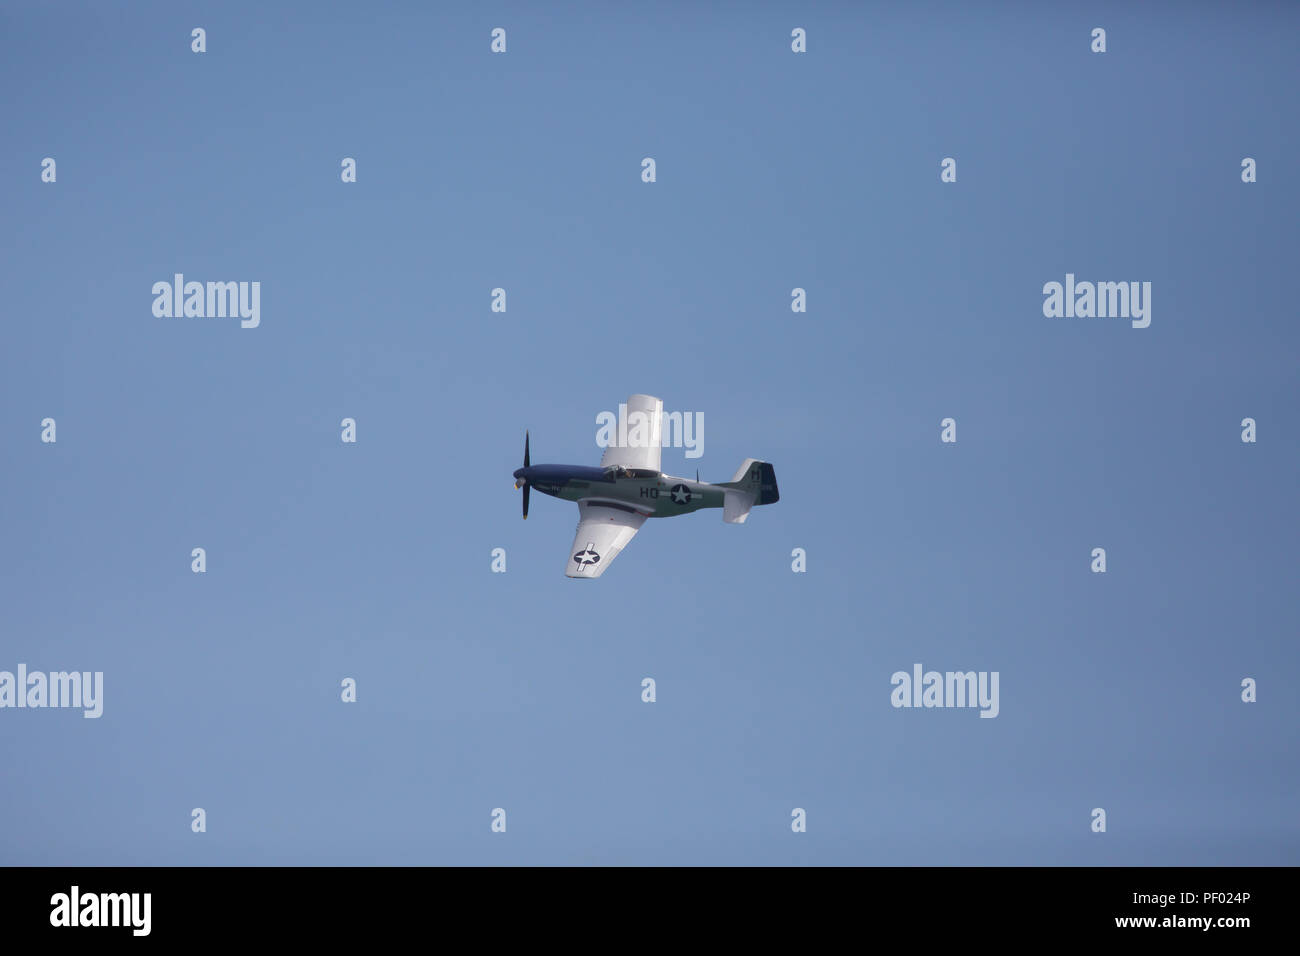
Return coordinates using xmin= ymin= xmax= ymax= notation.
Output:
xmin=598 ymin=393 xmax=663 ymax=474
xmin=566 ymin=500 xmax=647 ymax=578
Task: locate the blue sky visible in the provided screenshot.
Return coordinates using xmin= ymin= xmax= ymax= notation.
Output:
xmin=2 ymin=1 xmax=1296 ymax=865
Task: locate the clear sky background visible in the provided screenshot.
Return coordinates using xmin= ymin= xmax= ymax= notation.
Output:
xmin=2 ymin=1 xmax=1296 ymax=865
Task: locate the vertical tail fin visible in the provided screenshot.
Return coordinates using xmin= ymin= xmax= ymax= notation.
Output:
xmin=720 ymin=459 xmax=779 ymax=522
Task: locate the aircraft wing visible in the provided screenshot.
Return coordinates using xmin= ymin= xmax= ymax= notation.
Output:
xmin=565 ymin=500 xmax=647 ymax=578
xmin=599 ymin=393 xmax=663 ymax=474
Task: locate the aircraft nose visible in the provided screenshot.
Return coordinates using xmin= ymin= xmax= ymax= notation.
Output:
xmin=513 ymin=467 xmax=525 ymax=481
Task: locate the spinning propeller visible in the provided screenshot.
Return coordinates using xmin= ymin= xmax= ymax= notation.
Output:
xmin=514 ymin=431 xmax=530 ymax=519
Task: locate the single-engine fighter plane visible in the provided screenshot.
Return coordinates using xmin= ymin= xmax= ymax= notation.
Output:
xmin=513 ymin=394 xmax=779 ymax=578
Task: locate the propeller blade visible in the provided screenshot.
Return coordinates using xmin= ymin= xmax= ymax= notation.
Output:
xmin=522 ymin=483 xmax=530 ymax=520
xmin=524 ymin=430 xmax=530 ymax=468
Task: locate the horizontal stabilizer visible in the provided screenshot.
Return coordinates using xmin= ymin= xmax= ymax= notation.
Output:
xmin=723 ymin=489 xmax=754 ymax=524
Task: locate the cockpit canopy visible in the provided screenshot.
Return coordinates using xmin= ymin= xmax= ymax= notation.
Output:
xmin=603 ymin=465 xmax=659 ymax=479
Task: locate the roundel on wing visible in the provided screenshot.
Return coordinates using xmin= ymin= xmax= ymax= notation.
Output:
xmin=573 ymin=548 xmax=601 ymax=567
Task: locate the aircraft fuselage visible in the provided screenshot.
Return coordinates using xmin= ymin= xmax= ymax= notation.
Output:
xmin=512 ymin=464 xmax=723 ymax=518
